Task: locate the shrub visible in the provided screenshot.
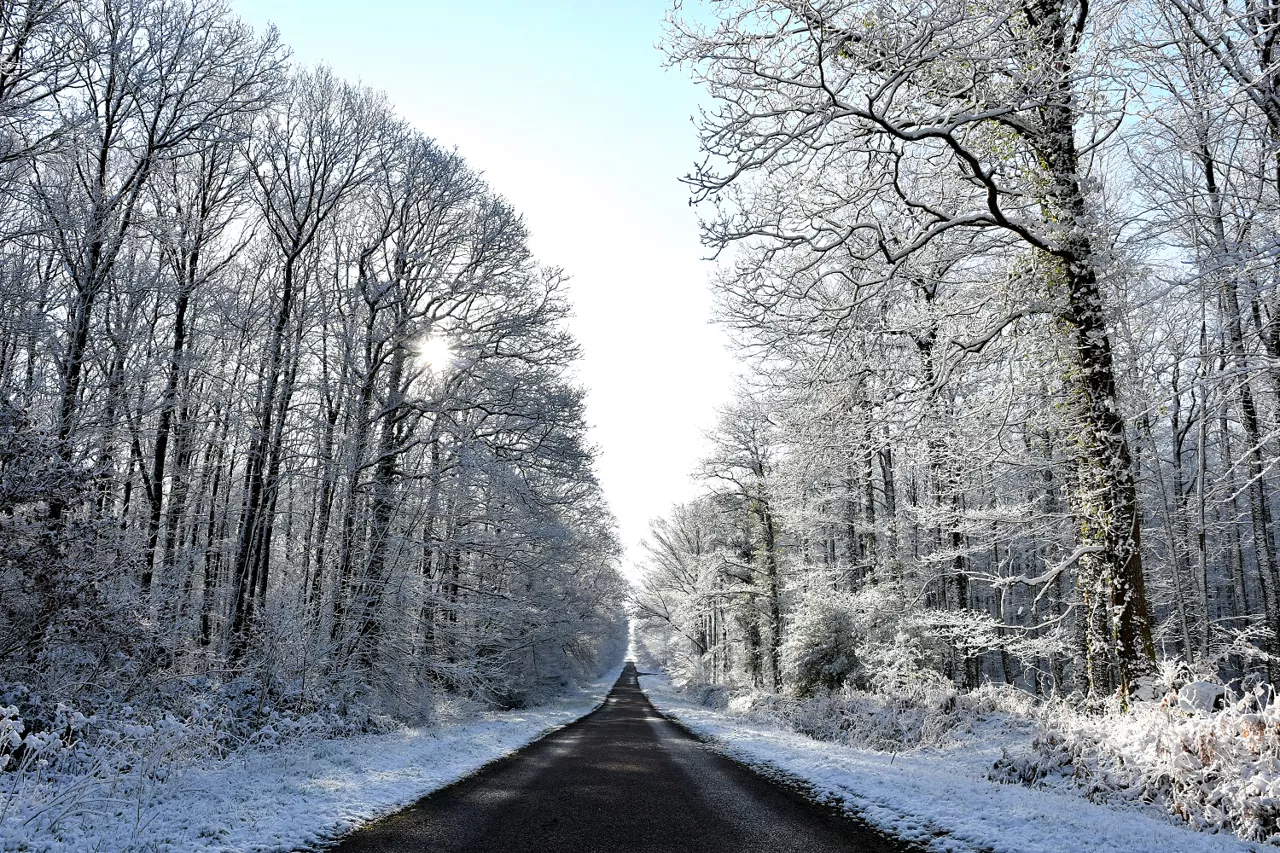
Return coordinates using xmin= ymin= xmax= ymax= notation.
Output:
xmin=781 ymin=592 xmax=861 ymax=696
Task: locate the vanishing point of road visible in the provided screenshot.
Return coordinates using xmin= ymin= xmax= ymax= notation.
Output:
xmin=328 ymin=662 xmax=916 ymax=852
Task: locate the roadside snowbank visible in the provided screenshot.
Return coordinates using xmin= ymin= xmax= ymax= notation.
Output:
xmin=2 ymin=665 xmax=621 ymax=853
xmin=638 ymin=671 xmax=1260 ymax=853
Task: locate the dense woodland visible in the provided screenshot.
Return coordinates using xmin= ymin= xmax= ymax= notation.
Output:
xmin=636 ymin=0 xmax=1280 ymax=705
xmin=0 ymin=0 xmax=626 ymax=734
xmin=0 ymin=0 xmax=1275 ymax=847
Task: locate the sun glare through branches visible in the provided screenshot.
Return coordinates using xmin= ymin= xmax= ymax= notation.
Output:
xmin=412 ymin=334 xmax=454 ymax=374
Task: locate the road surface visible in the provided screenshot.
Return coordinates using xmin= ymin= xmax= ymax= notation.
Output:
xmin=328 ymin=662 xmax=914 ymax=852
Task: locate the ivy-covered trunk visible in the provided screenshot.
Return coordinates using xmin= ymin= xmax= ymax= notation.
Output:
xmin=1030 ymin=0 xmax=1155 ymax=695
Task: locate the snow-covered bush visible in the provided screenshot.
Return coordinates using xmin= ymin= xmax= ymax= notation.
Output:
xmin=681 ymin=674 xmax=967 ymax=752
xmin=835 ymin=582 xmax=954 ymax=696
xmin=781 ymin=592 xmax=861 ymax=696
xmin=0 ymin=697 xmax=208 ymax=849
xmin=989 ymin=671 xmax=1280 ymax=843
xmin=785 ymin=683 xmax=964 ymax=750
xmin=0 ymin=671 xmax=420 ymax=850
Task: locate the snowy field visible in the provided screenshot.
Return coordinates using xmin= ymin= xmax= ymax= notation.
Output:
xmin=638 ymin=672 xmax=1262 ymax=853
xmin=1 ymin=666 xmax=622 ymax=853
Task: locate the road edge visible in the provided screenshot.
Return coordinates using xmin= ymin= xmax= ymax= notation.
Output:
xmin=633 ymin=670 xmax=962 ymax=853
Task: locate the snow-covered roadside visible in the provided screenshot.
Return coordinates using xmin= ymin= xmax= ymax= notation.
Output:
xmin=3 ymin=665 xmax=622 ymax=853
xmin=638 ymin=671 xmax=1261 ymax=853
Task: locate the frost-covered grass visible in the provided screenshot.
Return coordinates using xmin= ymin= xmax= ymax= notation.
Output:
xmin=0 ymin=665 xmax=621 ymax=852
xmin=989 ymin=683 xmax=1280 ymax=844
xmin=639 ymin=670 xmax=1264 ymax=853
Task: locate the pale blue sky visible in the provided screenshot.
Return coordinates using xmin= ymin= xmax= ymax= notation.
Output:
xmin=231 ymin=0 xmax=734 ymax=575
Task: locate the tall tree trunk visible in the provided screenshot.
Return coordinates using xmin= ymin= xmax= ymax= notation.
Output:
xmin=1032 ymin=7 xmax=1155 ymax=689
xmin=229 ymin=255 xmax=299 ymax=657
xmin=144 ymin=271 xmax=195 ymax=597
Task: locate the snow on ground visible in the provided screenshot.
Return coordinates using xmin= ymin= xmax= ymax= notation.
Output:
xmin=638 ymin=671 xmax=1262 ymax=853
xmin=4 ymin=665 xmax=622 ymax=853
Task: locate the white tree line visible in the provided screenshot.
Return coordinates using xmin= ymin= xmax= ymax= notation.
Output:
xmin=0 ymin=0 xmax=626 ymax=733
xmin=636 ymin=0 xmax=1280 ymax=704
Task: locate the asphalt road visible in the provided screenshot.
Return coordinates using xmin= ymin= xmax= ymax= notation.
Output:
xmin=327 ymin=662 xmax=914 ymax=853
